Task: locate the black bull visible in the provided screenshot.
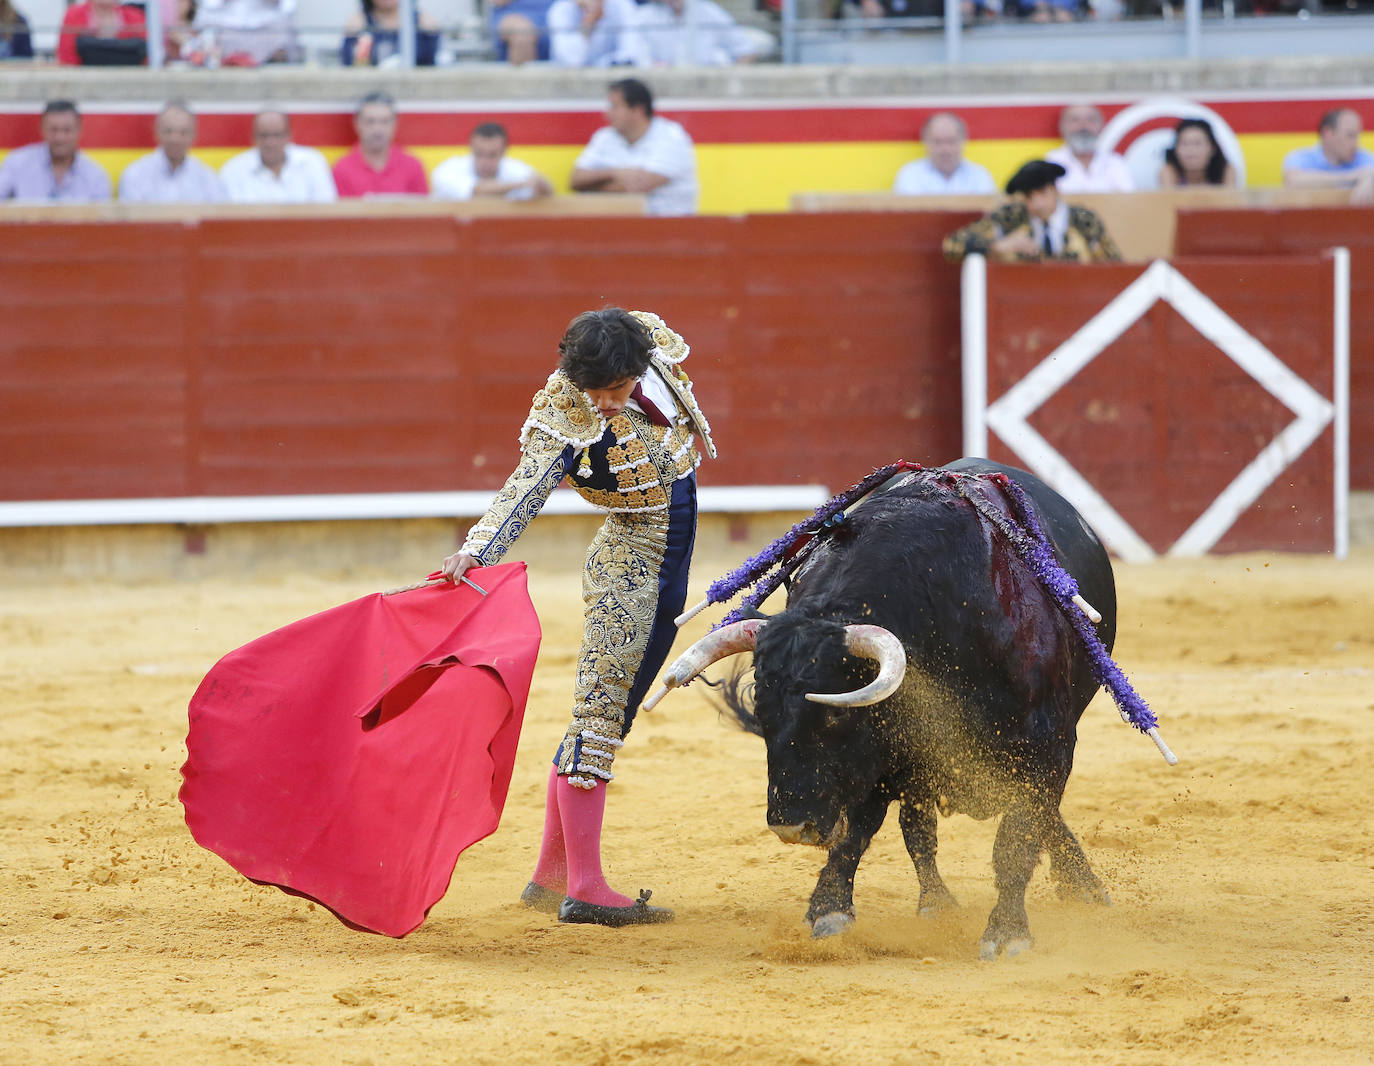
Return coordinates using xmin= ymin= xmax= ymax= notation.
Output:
xmin=671 ymin=459 xmax=1117 ymax=959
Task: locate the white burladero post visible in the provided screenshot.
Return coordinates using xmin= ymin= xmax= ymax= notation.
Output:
xmin=960 ymin=253 xmax=988 ymax=459
xmin=146 ymin=0 xmax=165 ymax=68
xmin=1333 ymin=246 xmax=1350 ymax=560
xmin=943 ymin=0 xmax=961 ymax=65
xmin=398 ymin=0 xmax=418 ymax=66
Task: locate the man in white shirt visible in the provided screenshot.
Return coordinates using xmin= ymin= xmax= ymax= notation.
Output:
xmin=1045 ymin=104 xmax=1134 ymax=194
xmin=118 ymin=102 xmax=226 ymax=204
xmin=219 ymin=110 xmax=337 ymax=204
xmin=571 ymin=78 xmax=698 ymax=217
xmin=431 ymin=122 xmax=554 ymax=201
xmin=621 ymin=0 xmax=761 ymax=68
xmin=548 ymin=0 xmax=638 ymax=66
xmin=194 ymin=0 xmax=299 ymax=65
xmin=892 ymin=112 xmax=996 ymax=196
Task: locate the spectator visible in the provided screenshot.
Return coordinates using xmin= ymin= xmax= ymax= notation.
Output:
xmin=332 ymin=93 xmax=428 ymax=198
xmin=572 ymin=78 xmax=698 ymax=216
xmin=0 ymin=0 xmax=34 ymax=60
xmin=622 ymin=0 xmax=761 ymax=67
xmin=57 ymin=0 xmax=147 ymax=65
xmin=1158 ymin=118 xmax=1236 ymax=189
xmin=342 ymin=0 xmax=441 ymax=67
xmin=162 ymin=0 xmax=200 ymax=62
xmin=118 ymin=102 xmax=225 ymax=203
xmin=843 ymin=0 xmax=997 ymax=21
xmin=219 ymin=110 xmax=337 ymax=203
xmin=1045 ymin=104 xmax=1134 ymax=193
xmin=0 ymin=100 xmax=111 ymax=203
xmin=431 ymin=122 xmax=554 ymax=201
xmin=1282 ymin=108 xmax=1374 ymax=205
xmin=194 ymin=0 xmax=299 ymax=65
xmin=489 ymin=0 xmax=551 ymax=64
xmin=892 ymin=112 xmax=997 ymax=196
xmin=942 ymin=159 xmax=1121 ymax=263
xmin=1017 ymin=0 xmax=1077 ymax=21
xmin=548 ymin=0 xmax=637 ymax=67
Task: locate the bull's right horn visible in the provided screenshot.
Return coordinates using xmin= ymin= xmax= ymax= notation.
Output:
xmin=641 ymin=618 xmax=765 ymax=711
xmin=806 ymin=624 xmax=906 ymax=708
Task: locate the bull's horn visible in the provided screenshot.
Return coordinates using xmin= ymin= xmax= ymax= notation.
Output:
xmin=641 ymin=618 xmax=765 ymax=711
xmin=806 ymin=625 xmax=906 ymax=708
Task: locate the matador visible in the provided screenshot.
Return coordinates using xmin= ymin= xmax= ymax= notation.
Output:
xmin=441 ymin=307 xmax=714 ymax=927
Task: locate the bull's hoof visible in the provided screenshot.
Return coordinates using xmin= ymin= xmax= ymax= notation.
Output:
xmin=810 ymin=911 xmax=855 ymax=939
xmin=1055 ymin=881 xmax=1112 ymax=906
xmin=918 ymin=886 xmax=959 ymax=918
xmin=978 ymin=935 xmax=1034 ymax=961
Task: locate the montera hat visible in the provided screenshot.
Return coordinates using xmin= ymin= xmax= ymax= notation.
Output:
xmin=1005 ymin=160 xmax=1066 ymax=196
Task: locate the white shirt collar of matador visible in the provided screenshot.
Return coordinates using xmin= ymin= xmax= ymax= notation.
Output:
xmin=1029 ymin=200 xmax=1071 ymax=257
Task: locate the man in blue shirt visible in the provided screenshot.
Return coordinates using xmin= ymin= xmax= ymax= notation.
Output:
xmin=1282 ymin=108 xmax=1374 ymax=204
xmin=893 ymin=112 xmax=996 ymax=197
xmin=0 ymin=100 xmax=111 ymax=203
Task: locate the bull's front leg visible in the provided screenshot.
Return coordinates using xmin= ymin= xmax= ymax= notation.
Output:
xmin=897 ymin=797 xmax=958 ymax=916
xmin=980 ymin=806 xmax=1044 ymax=961
xmin=805 ymin=787 xmax=890 ymax=939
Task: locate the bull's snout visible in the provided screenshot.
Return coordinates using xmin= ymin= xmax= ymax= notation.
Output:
xmin=770 ymin=811 xmax=849 ymax=849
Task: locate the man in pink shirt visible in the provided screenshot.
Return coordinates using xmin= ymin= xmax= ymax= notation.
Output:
xmin=332 ymin=92 xmax=428 ymax=198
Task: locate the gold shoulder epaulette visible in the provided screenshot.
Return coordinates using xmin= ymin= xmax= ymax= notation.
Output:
xmin=519 ymin=370 xmax=607 ymax=452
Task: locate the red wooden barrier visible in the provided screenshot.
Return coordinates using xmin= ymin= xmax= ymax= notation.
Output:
xmin=1174 ymin=206 xmax=1373 ymax=490
xmin=974 ymin=256 xmax=1342 ymax=556
xmin=0 ymin=212 xmax=976 ymax=506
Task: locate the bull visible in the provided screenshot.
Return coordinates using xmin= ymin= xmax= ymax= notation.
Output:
xmin=657 ymin=459 xmax=1116 ymax=959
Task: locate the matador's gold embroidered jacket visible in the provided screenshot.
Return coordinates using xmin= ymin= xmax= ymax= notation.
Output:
xmin=460 ymin=311 xmax=716 ymax=566
xmin=942 ymin=201 xmax=1122 ymax=264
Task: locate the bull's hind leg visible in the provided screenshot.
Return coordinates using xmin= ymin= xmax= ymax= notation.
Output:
xmin=806 ymin=788 xmax=890 ymax=939
xmin=1044 ymin=812 xmax=1110 ymax=905
xmin=897 ymin=798 xmax=958 ymax=916
xmin=980 ymin=807 xmax=1044 ymax=961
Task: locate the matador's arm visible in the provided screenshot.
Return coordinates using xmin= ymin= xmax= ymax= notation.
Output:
xmin=460 ymin=429 xmax=576 ymax=566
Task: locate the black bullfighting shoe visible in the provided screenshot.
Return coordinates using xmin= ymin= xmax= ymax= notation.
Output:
xmin=557 ymin=889 xmax=674 ymax=927
xmin=520 ymin=881 xmax=564 ymax=914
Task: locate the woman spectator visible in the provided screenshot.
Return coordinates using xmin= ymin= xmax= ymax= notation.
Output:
xmin=342 ymin=0 xmax=440 ymax=66
xmin=0 ymin=0 xmax=33 ymax=60
xmin=1159 ymin=118 xmax=1237 ymax=188
xmin=490 ymin=0 xmax=551 ymax=64
xmin=57 ymin=0 xmax=147 ymax=65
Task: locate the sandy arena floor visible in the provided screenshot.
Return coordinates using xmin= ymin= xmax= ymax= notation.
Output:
xmin=2 ymin=534 xmax=1372 ymax=1065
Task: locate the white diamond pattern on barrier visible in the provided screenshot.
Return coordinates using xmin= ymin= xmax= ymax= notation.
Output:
xmin=984 ymin=260 xmax=1335 ymax=562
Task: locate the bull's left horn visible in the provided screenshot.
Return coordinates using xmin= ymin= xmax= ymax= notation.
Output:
xmin=641 ymin=618 xmax=765 ymax=711
xmin=806 ymin=625 xmax=906 ymax=708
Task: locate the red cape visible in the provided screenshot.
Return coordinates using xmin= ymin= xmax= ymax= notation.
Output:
xmin=179 ymin=564 xmax=541 ymax=937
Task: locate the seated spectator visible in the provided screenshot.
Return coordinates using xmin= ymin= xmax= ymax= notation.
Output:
xmin=333 ymin=92 xmax=428 ymax=198
xmin=1045 ymin=104 xmax=1134 ymax=193
xmin=161 ymin=0 xmax=199 ymax=62
xmin=1282 ymin=108 xmax=1374 ymax=205
xmin=1158 ymin=118 xmax=1236 ymax=189
xmin=548 ymin=0 xmax=637 ymax=67
xmin=431 ymin=122 xmax=554 ymax=201
xmin=1016 ymin=0 xmax=1077 ymax=21
xmin=219 ymin=110 xmax=336 ymax=203
xmin=893 ymin=112 xmax=996 ymax=196
xmin=0 ymin=0 xmax=34 ymax=60
xmin=57 ymin=0 xmax=147 ymax=66
xmin=342 ymin=0 xmax=440 ymax=67
xmin=571 ymin=77 xmax=698 ymax=216
xmin=194 ymin=0 xmax=299 ymax=66
xmin=623 ymin=0 xmax=761 ymax=67
xmin=118 ymin=101 xmax=225 ymax=202
xmin=0 ymin=100 xmax=111 ymax=202
xmin=489 ymin=0 xmax=552 ymax=64
xmin=942 ymin=159 xmax=1121 ymax=263
xmin=842 ymin=0 xmax=997 ymax=20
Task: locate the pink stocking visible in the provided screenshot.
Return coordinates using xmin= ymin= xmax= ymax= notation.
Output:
xmin=529 ymin=764 xmax=567 ymax=892
xmin=557 ymin=774 xmax=632 ymax=908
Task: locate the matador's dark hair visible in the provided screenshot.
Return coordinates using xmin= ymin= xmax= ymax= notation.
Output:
xmin=558 ymin=308 xmax=654 ymax=390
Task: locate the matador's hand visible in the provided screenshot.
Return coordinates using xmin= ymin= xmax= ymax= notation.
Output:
xmin=440 ymin=551 xmax=479 ymax=582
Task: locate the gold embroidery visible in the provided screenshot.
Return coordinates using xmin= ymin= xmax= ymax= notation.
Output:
xmin=556 ymin=508 xmax=672 ymax=780
xmin=460 ymin=430 xmax=570 ymax=565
